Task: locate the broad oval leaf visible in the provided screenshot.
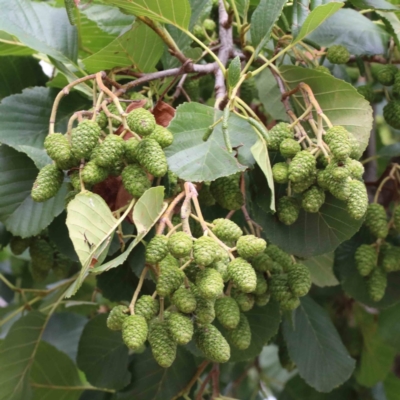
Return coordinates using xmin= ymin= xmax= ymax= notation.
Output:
xmin=31 ymin=341 xmax=84 ymax=400
xmin=83 ymin=22 xmax=164 ymax=73
xmin=77 ymin=314 xmax=131 ymax=390
xmin=379 ymin=303 xmax=400 ymax=350
xmin=349 ymin=0 xmax=399 ymax=11
xmin=293 ymin=2 xmax=344 ymax=44
xmin=283 ymin=296 xmax=356 ymax=393
xmin=0 ymin=145 xmax=67 ymax=238
xmin=0 ymin=32 xmax=35 ymax=56
xmin=279 ymin=65 xmax=373 ymax=153
xmin=379 ymin=11 xmax=400 ymax=49
xmin=303 ymin=252 xmax=339 ymax=287
xmin=291 ymin=0 xmax=310 ymax=37
xmin=166 ymin=102 xmax=258 ymax=182
xmin=101 ymin=0 xmax=191 ymax=29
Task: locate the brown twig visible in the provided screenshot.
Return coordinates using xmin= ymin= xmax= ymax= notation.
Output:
xmin=174 ymin=360 xmax=210 ymax=400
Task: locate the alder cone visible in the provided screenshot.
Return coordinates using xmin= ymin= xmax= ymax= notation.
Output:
xmin=215 ymin=297 xmax=240 ymax=329
xmin=71 ymin=120 xmax=101 ymax=159
xmin=122 ymin=315 xmax=148 ymax=350
xmin=148 ymin=320 xmax=177 ymax=368
xmin=135 ymin=138 xmax=168 ymax=177
xmin=31 ymin=164 xmax=64 ymax=202
xmin=107 ymin=305 xmax=129 ymax=331
xmin=194 ymin=323 xmax=230 ymax=363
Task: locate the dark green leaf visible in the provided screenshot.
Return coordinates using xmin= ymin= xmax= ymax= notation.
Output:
xmin=0 ymin=32 xmax=35 ymax=56
xmin=378 ymin=143 xmax=400 ymax=158
xmin=384 ymin=373 xmax=400 ymax=400
xmin=334 ymin=230 xmax=400 ymax=308
xmin=349 ymin=0 xmax=398 ymax=10
xmin=101 ymin=0 xmax=191 ymax=29
xmin=293 ymin=3 xmax=344 ymax=44
xmin=31 ymin=341 xmax=83 ymax=400
xmin=0 ymin=87 xmax=90 ymax=169
xmin=283 ymin=296 xmax=355 ymax=392
xmin=0 ymin=145 xmax=68 ymax=238
xmin=83 ymin=22 xmax=164 ymax=73
xmin=117 ymin=347 xmax=198 ymax=400
xmin=77 ymin=314 xmax=131 ymax=390
xmin=292 ymin=0 xmax=310 ymax=37
xmin=379 ymin=12 xmax=400 ymax=49
xmin=0 ymin=0 xmax=78 ymax=63
xmin=251 ymin=0 xmax=287 ymax=56
xmin=0 ymin=57 xmax=46 ymax=100
xmin=378 ymin=303 xmax=400 ymax=350
xmin=303 ymin=252 xmax=339 ymax=287
xmin=64 ymin=0 xmax=77 ymax=25
xmin=307 ymin=9 xmax=389 ymax=55
xmin=166 ymin=102 xmax=258 ymax=182
xmin=0 ymin=311 xmax=47 ymax=400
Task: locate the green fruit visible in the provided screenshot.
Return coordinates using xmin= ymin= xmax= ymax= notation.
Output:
xmin=81 ymin=160 xmax=108 ymax=185
xmin=193 ymin=24 xmax=206 ymax=40
xmin=194 ymin=324 xmax=230 ymax=363
xmin=381 ymin=245 xmax=400 ymax=272
xmin=346 ymin=180 xmax=368 ymax=220
xmin=326 ymin=45 xmax=350 ymax=64
xmin=265 ymin=245 xmax=293 ymax=269
xmin=254 ymin=272 xmax=268 ymax=295
xmin=328 ymin=178 xmax=350 ymax=201
xmin=44 ymin=133 xmax=73 ymax=165
xmin=288 ymin=150 xmax=316 ymax=183
xmin=227 ymin=257 xmax=257 ymax=293
xmin=272 ymin=162 xmax=289 ymax=184
xmin=30 ymin=266 xmax=49 ymax=282
xmin=166 ymin=312 xmax=194 ymax=345
xmin=107 ymin=102 xmax=127 ymax=128
xmin=130 ymin=91 xmax=151 ymax=109
xmin=183 ymin=78 xmax=200 ymax=102
xmin=212 ymin=218 xmax=242 ymax=243
xmin=367 ymin=268 xmax=387 ymax=302
xmin=348 ymin=159 xmax=364 ymax=179
xmin=302 ymin=186 xmax=325 ymax=213
xmin=225 ymin=313 xmax=251 ymax=350
xmin=270 ymin=274 xmax=291 ymax=302
xmin=135 ymin=295 xmax=159 ymax=320
xmin=317 ymin=169 xmax=330 ymax=190
xmin=392 ymin=72 xmax=400 ymax=97
xmin=121 ymin=314 xmax=148 ymax=350
xmin=124 ymin=137 xmax=140 ymax=163
xmin=69 ymin=171 xmax=81 ymax=191
xmin=215 ymin=297 xmax=240 ymax=329
xmin=126 ymin=108 xmax=156 ymax=136
xmin=210 ymin=174 xmax=244 ymax=211
xmin=171 ymin=286 xmax=197 ymax=313
xmin=251 ymin=252 xmax=274 ymax=272
xmin=280 ymin=138 xmax=301 ymax=159
xmin=198 ymin=183 xmax=216 ymax=206
xmin=280 ymin=295 xmax=300 ymax=311
xmin=393 ymin=206 xmax=400 ymax=232
xmin=291 ymin=172 xmax=317 ymax=194
xmin=135 ymin=138 xmax=168 ymax=177
xmin=149 ymin=125 xmax=174 ymax=148
xmin=287 ymin=263 xmax=311 ymax=297
xmin=156 ymin=261 xmax=185 ymax=297
xmin=168 ymin=232 xmax=193 ymax=259
xmin=146 ymin=235 xmax=169 ymax=264
xmin=267 ymin=123 xmax=294 ymax=151
xmin=196 ymin=268 xmax=224 ymax=300
xmin=148 ymin=320 xmax=177 ymax=367
xmin=31 ymin=164 xmax=64 ymax=202
xmin=240 ymin=77 xmax=256 ymax=104
xmin=365 ymin=203 xmax=388 ymax=239
xmin=65 ymin=189 xmax=79 ymax=207
xmin=10 ymin=236 xmax=31 ymax=255
xmin=383 ymin=100 xmax=400 ymax=129
xmin=29 ymin=239 xmax=54 ymax=272
xmin=93 ymin=135 xmax=125 ymax=168
xmin=193 ymin=236 xmax=219 ymax=266
xmin=277 ymin=196 xmax=300 ymax=226
xmin=121 ymin=164 xmax=151 ymax=197
xmin=326 ymin=158 xmax=351 ymax=181
xmin=324 ymin=126 xmax=352 ymax=160
xmin=355 ymin=245 xmax=377 ymax=276
xmin=107 ymin=305 xmax=129 ymax=331
xmin=255 ymin=292 xmax=270 ymax=306
xmin=314 ymin=65 xmax=330 ymax=74
xmin=52 ymin=253 xmax=72 ymax=278
xmin=376 ymin=64 xmax=398 ymax=86
xmin=210 ymin=261 xmax=229 ymax=282
xmin=203 ymin=18 xmax=216 ymax=32
xmin=71 ymin=120 xmax=102 ymax=160
xmin=348 ymin=134 xmax=362 ymax=160
xmin=231 ymin=289 xmax=255 ymax=312
xmin=236 ymin=235 xmax=267 ymax=259
xmin=193 ymin=286 xmax=216 ymax=323
xmin=357 ymin=85 xmax=376 ymax=103
xmin=94 ymin=109 xmax=108 ymax=129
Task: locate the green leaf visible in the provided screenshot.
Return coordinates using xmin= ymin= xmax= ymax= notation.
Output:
xmin=220 ymin=302 xmax=281 ymax=362
xmin=0 ymin=0 xmax=78 ymax=63
xmin=0 ymin=145 xmax=68 ymax=238
xmin=255 ymin=68 xmax=289 ymax=122
xmin=64 ymin=0 xmax=77 ymax=25
xmin=307 ymin=9 xmax=389 ymax=56
xmin=0 ymin=87 xmax=91 ymax=169
xmin=0 ymin=311 xmax=47 ymax=400
xmin=227 ymin=56 xmax=242 ymax=90
xmin=101 ymin=0 xmax=191 ymax=29
xmin=251 ymin=138 xmax=275 ymax=212
xmin=292 ymin=0 xmax=310 ymax=37
xmin=283 ymin=296 xmax=356 ymax=392
xmin=0 ymin=32 xmax=35 ymax=56
xmin=0 ymin=57 xmax=46 ymax=100
xmin=83 ymin=22 xmax=164 ymax=73
xmin=91 ymin=186 xmax=167 ymax=274
xmin=227 ymin=0 xmax=250 ymax=17
xmin=279 ymin=65 xmax=373 ymax=153
xmin=117 ymin=347 xmax=198 ymax=400
xmin=292 ymin=2 xmax=344 ymax=44
xmin=166 ymin=102 xmax=258 ymax=182
xmin=334 ymin=230 xmax=400 ymax=308
xmin=355 ymin=307 xmax=395 ymax=388
xmin=251 ymin=0 xmax=287 ymax=56
xmin=349 ymin=0 xmax=398 ymax=10
xmin=378 ymin=12 xmax=400 ymax=49
xmin=378 ymin=303 xmax=400 ymax=350
xmin=384 ymin=373 xmax=400 ymax=400
xmin=303 ymin=252 xmax=339 ymax=287
xmin=31 ymin=341 xmax=84 ymax=400
xmin=77 ymin=314 xmax=130 ymax=390
xmin=81 ymin=4 xmax=134 ymax=35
